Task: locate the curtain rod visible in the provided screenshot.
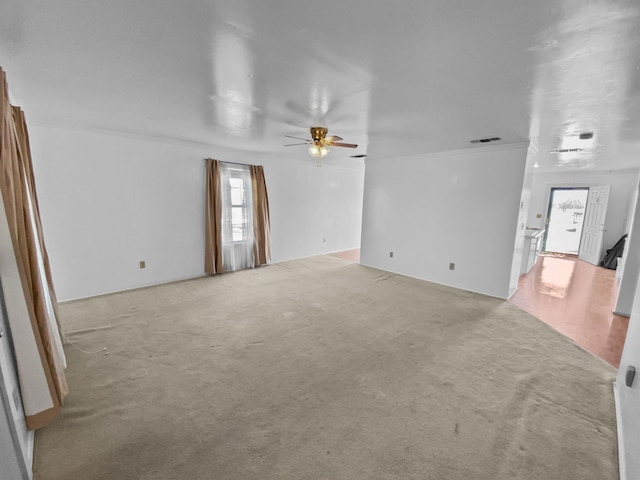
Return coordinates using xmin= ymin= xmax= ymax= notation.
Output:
xmin=204 ymin=158 xmax=253 ymax=167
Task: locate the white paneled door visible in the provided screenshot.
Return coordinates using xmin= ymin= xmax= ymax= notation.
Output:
xmin=578 ymin=185 xmax=610 ymax=265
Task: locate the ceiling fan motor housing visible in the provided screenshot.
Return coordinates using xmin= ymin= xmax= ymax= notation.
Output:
xmin=310 ymin=126 xmax=328 ymax=144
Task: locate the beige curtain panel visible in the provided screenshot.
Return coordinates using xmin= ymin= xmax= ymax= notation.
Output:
xmin=204 ymin=159 xmax=223 ymax=274
xmin=0 ymin=68 xmax=68 ymax=429
xmin=251 ymin=165 xmax=271 ymax=267
xmin=204 ymin=159 xmax=271 ymax=274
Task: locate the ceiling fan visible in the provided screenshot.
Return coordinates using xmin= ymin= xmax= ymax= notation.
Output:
xmin=285 ymin=127 xmax=357 ymax=158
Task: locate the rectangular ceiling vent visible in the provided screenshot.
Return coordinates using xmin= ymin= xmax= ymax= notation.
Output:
xmin=549 ymin=148 xmax=583 ymax=153
xmin=470 ymin=137 xmax=501 ymax=144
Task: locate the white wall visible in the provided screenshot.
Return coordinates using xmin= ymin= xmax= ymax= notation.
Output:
xmin=507 ymin=144 xmax=537 ymax=296
xmin=615 ymin=257 xmax=640 ymax=480
xmin=360 ymin=144 xmax=528 ymax=299
xmin=527 ymin=168 xmax=639 ymax=252
xmin=30 ymin=126 xmax=364 ymax=300
xmin=266 ymin=158 xmax=364 ymax=262
xmin=615 ymin=174 xmax=640 ymax=316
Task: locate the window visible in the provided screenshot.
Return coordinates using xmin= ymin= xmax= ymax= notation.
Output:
xmin=204 ymin=158 xmax=270 ymax=274
xmin=219 ymin=164 xmax=255 ymax=271
xmin=229 ymin=176 xmax=250 ymax=242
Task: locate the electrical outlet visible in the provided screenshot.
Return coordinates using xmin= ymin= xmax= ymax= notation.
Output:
xmin=536 ymin=213 xmax=542 ymax=218
xmin=139 ymin=261 xmax=146 ymax=269
xmin=449 ymin=262 xmax=455 ymax=270
xmin=389 ymin=251 xmax=394 ymax=258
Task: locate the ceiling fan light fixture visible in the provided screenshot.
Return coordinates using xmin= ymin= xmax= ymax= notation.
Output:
xmin=286 ymin=126 xmax=355 ymax=158
xmin=308 ymin=144 xmax=328 ymax=158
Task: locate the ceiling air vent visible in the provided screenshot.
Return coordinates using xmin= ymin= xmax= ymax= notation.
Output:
xmin=350 ymin=154 xmax=367 ymax=158
xmin=579 ymin=132 xmax=593 ymax=140
xmin=549 ymin=148 xmax=583 ymax=153
xmin=470 ymin=137 xmax=501 ymax=144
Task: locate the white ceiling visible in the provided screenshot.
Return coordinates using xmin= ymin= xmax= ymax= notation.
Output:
xmin=1 ymin=0 xmax=640 ymax=171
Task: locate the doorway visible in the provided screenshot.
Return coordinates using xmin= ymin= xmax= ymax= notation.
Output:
xmin=542 ymin=187 xmax=589 ymax=254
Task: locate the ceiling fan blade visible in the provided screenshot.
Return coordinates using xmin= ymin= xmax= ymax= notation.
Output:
xmin=325 ymin=135 xmax=343 ymax=142
xmin=284 ymin=142 xmax=309 ymax=146
xmin=284 ymin=135 xmax=311 ymax=141
xmin=329 ymin=142 xmax=358 ymax=148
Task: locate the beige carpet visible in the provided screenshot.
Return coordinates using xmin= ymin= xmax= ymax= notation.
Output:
xmin=34 ymin=255 xmax=618 ymax=479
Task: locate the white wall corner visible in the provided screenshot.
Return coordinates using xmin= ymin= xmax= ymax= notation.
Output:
xmin=614 ymin=383 xmax=628 ymax=480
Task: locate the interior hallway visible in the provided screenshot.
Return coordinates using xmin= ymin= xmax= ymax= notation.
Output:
xmin=510 ymin=254 xmax=629 ymax=368
xmin=333 ymin=249 xmax=628 ymax=368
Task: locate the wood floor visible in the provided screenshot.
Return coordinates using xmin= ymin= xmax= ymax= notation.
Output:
xmin=332 ymin=249 xmax=628 ymax=368
xmin=330 ymin=248 xmax=360 ymax=262
xmin=510 ymin=254 xmax=629 ymax=368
